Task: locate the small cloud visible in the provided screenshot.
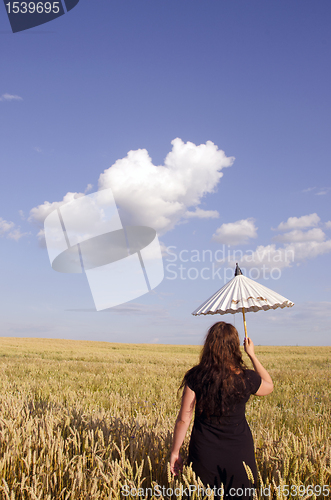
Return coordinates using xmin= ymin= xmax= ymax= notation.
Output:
xmin=273 ymin=228 xmax=325 ymax=243
xmin=19 ymin=210 xmax=25 ymax=220
xmin=229 ymin=238 xmax=331 ymax=272
xmin=185 ymin=208 xmax=219 ymax=219
xmin=0 ymin=217 xmax=15 ymax=234
xmin=85 ymin=183 xmax=93 ymax=194
xmin=0 ymin=217 xmax=28 ymax=241
xmin=276 ymin=213 xmax=320 ymax=231
xmin=7 ymin=228 xmax=29 ymax=241
xmin=0 ymin=93 xmax=23 ymax=101
xmin=224 ymin=215 xmax=331 ymax=274
xmin=212 ymin=218 xmax=257 ymax=246
xmin=301 ymin=186 xmax=330 ymax=196
xmin=316 ymin=188 xmax=329 ymax=196
xmin=33 ymin=147 xmax=42 ymax=153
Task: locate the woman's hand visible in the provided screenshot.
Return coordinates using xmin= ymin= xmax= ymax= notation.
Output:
xmin=243 ymin=337 xmax=255 ymax=358
xmin=170 ymin=451 xmax=183 ymax=475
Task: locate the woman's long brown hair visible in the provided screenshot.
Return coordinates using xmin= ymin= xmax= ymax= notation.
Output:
xmin=180 ymin=321 xmax=248 ymax=417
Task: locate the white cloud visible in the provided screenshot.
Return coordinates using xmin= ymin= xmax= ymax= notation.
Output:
xmin=301 ymin=187 xmax=330 ymax=196
xmin=0 ymin=218 xmax=15 ymax=234
xmin=0 ymin=217 xmax=28 ymax=241
xmin=98 ymin=138 xmax=234 ymax=234
xmin=276 ymin=213 xmax=320 ymax=231
xmin=185 ymin=208 xmax=219 ymax=219
xmin=212 ymin=218 xmax=257 ymax=246
xmin=29 ymin=191 xmax=85 ymax=226
xmin=228 ymin=239 xmax=331 ymax=271
xmin=29 ymin=139 xmax=233 ymax=241
xmin=33 ymin=147 xmax=42 ymax=153
xmin=30 ymin=190 xmax=113 ymax=249
xmin=285 ymin=240 xmax=331 ymax=261
xmin=29 ymin=185 xmax=95 ymax=231
xmin=325 ymin=221 xmax=331 ymax=229
xmin=6 ymin=228 xmax=28 ymax=241
xmin=227 ymin=244 xmax=293 ymax=271
xmin=225 ymin=217 xmax=331 ymax=271
xmin=273 ymin=228 xmax=325 ymax=243
xmin=0 ymin=93 xmax=23 ymax=101
xmin=316 ymin=188 xmax=329 ymax=196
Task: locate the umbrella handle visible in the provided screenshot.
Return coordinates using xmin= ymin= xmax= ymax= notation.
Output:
xmin=242 ymin=307 xmax=248 ymax=339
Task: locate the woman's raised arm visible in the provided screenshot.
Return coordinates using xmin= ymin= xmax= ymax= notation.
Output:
xmin=244 ymin=337 xmax=274 ymax=396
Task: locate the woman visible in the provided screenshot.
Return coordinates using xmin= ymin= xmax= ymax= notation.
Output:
xmin=170 ymin=322 xmax=273 ymax=500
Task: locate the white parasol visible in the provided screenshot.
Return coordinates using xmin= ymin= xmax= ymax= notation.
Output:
xmin=192 ymin=264 xmax=294 ymax=338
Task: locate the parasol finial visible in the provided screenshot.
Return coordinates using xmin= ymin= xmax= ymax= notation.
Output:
xmin=234 ymin=263 xmax=243 ymax=276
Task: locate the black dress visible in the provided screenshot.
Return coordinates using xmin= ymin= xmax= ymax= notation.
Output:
xmin=186 ymin=369 xmax=261 ymax=500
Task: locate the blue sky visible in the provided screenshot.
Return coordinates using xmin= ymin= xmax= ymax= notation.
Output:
xmin=1 ymin=0 xmax=331 ymax=345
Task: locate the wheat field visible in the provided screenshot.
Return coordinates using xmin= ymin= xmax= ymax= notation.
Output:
xmin=0 ymin=337 xmax=330 ymax=500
